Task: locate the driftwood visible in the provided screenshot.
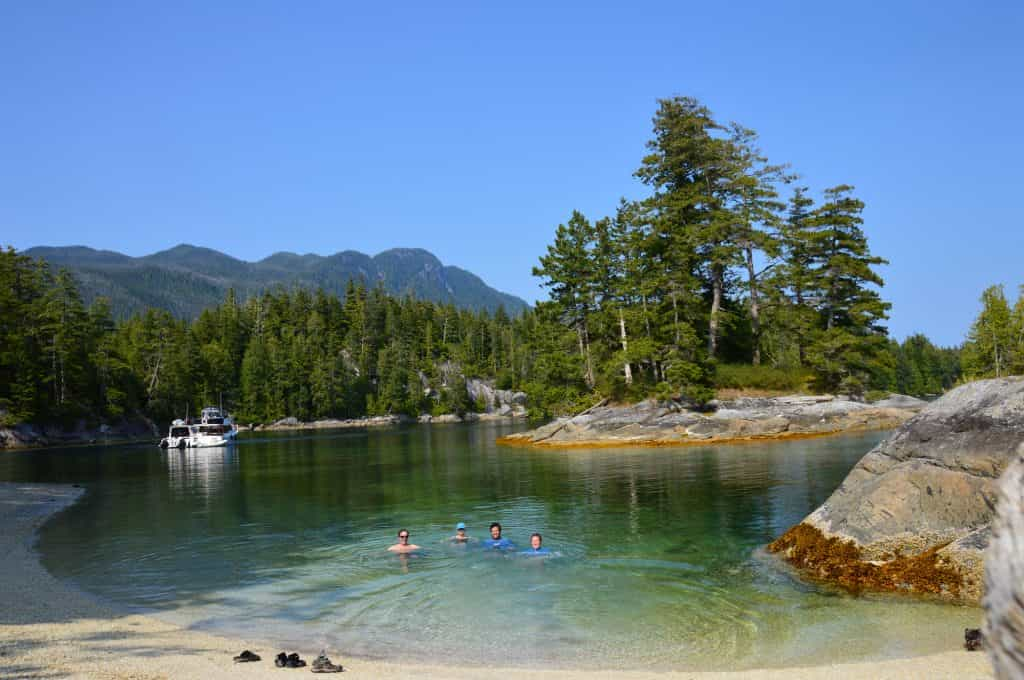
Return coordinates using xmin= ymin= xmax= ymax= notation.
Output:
xmin=985 ymin=443 xmax=1024 ymax=678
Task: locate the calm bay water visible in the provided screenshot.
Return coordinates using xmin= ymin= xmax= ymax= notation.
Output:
xmin=0 ymin=423 xmax=979 ymax=670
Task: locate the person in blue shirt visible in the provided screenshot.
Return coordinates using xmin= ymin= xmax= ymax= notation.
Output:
xmin=521 ymin=532 xmax=551 ymax=556
xmin=483 ymin=522 xmax=514 ymax=549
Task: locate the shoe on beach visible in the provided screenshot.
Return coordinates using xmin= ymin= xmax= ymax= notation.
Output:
xmin=286 ymin=652 xmax=307 ymax=668
xmin=233 ymin=650 xmax=261 ymax=663
xmin=275 ymin=652 xmax=289 ymax=667
xmin=311 ymin=651 xmax=344 ymax=673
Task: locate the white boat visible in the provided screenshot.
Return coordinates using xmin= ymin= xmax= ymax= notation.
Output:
xmin=188 ymin=406 xmax=238 ymax=448
xmin=159 ymin=419 xmax=193 ymax=449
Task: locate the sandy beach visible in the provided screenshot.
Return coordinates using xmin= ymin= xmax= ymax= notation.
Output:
xmin=0 ymin=482 xmax=993 ymax=679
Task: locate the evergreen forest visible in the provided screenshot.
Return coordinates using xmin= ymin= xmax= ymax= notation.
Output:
xmin=3 ymin=96 xmax=1015 ymax=430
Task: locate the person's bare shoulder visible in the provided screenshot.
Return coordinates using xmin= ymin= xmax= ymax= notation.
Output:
xmin=388 ymin=543 xmax=420 ymax=552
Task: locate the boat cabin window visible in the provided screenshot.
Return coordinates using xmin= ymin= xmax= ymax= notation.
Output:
xmin=170 ymin=427 xmax=190 ymax=438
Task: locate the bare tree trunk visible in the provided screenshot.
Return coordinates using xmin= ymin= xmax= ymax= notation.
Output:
xmin=671 ymin=290 xmax=680 ymax=347
xmin=744 ymin=246 xmax=761 ymax=365
xmin=984 ymin=446 xmax=1024 ymax=680
xmin=619 ymin=310 xmax=632 ymax=385
xmin=709 ymin=265 xmax=723 ymax=358
xmin=508 ymin=328 xmax=515 ymax=382
xmin=148 ymin=353 xmax=162 ymax=397
xmin=795 ymin=285 xmax=806 ymax=365
xmin=577 ymin=325 xmax=594 ymax=388
xmin=993 ymin=326 xmax=1002 ymax=377
xmin=642 ymin=293 xmax=652 ymax=339
xmin=51 ymin=334 xmax=58 ymax=405
xmin=827 ymin=233 xmax=838 ymax=331
xmin=582 ymin=323 xmax=594 ymax=388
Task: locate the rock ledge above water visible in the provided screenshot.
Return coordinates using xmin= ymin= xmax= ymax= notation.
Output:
xmin=768 ymin=377 xmax=1024 ymax=603
xmin=497 ymin=393 xmax=924 ymax=448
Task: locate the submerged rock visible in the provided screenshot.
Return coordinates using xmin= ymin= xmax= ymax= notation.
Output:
xmin=769 ymin=377 xmax=1024 ymax=603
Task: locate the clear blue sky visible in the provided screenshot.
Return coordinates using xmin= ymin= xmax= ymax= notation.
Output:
xmin=2 ymin=1 xmax=1021 ymax=346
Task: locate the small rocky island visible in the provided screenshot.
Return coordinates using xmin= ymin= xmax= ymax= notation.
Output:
xmin=497 ymin=393 xmax=925 ymax=448
xmin=769 ymin=377 xmax=1024 ymax=604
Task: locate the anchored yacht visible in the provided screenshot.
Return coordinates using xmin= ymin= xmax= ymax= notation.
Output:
xmin=159 ymin=407 xmax=238 ymax=448
xmin=159 ymin=419 xmax=193 ymax=449
xmin=189 ymin=407 xmax=238 ymax=447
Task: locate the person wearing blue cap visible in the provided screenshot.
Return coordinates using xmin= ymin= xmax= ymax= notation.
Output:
xmin=449 ymin=522 xmax=470 ymax=543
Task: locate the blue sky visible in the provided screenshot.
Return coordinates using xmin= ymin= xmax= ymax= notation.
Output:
xmin=2 ymin=1 xmax=1021 ymax=346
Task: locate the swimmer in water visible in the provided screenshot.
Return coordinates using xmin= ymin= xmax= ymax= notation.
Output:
xmin=484 ymin=522 xmax=514 ymax=549
xmin=387 ymin=529 xmax=420 ymax=553
xmin=521 ymin=532 xmax=551 ymax=556
xmin=450 ymin=522 xmax=470 ymax=543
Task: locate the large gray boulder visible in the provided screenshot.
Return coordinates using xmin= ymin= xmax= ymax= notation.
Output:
xmin=770 ymin=377 xmax=1024 ymax=603
xmin=465 ymin=378 xmax=527 ymax=415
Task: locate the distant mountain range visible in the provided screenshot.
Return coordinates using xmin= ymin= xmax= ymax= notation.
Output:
xmin=25 ymin=244 xmax=531 ymax=319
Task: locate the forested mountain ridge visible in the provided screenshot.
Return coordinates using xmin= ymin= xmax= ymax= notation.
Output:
xmin=25 ymin=244 xmax=530 ymax=318
xmin=6 ymin=95 xmax=1002 ymax=437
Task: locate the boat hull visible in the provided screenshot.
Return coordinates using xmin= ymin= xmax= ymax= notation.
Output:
xmin=190 ymin=431 xmax=237 ymax=448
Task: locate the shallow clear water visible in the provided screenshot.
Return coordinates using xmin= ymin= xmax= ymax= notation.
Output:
xmin=0 ymin=423 xmax=980 ymax=670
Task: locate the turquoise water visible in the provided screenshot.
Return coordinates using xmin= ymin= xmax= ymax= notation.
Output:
xmin=0 ymin=423 xmax=979 ymax=670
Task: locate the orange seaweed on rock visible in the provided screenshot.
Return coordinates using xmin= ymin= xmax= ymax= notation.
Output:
xmin=495 ymin=427 xmax=883 ymax=449
xmin=768 ymin=523 xmax=964 ymax=598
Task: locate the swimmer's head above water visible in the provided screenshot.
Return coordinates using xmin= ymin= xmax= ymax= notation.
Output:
xmin=388 ymin=529 xmax=420 ymax=552
xmin=490 ymin=522 xmax=502 ymax=540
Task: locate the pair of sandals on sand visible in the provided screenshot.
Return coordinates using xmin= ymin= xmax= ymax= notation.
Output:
xmin=233 ymin=649 xmax=343 ymax=672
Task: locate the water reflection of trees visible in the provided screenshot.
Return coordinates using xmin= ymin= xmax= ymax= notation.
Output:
xmin=208 ymin=425 xmax=878 ymax=546
xmin=32 ymin=424 xmax=882 ymax=605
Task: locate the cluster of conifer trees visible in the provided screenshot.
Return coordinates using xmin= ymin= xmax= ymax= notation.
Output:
xmin=961 ymin=285 xmax=1024 ymax=379
xmin=533 ymin=96 xmax=899 ymax=401
xmin=1 ymin=246 xmax=539 ymax=425
xmin=0 ymin=248 xmax=125 ymax=425
xmin=0 ymin=250 xmax=976 ymax=430
xmin=3 ymin=98 xmax=996 ymax=429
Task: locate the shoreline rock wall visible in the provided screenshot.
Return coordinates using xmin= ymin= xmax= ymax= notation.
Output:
xmin=769 ymin=377 xmax=1024 ymax=604
xmin=256 ymin=409 xmax=526 ymax=432
xmin=0 ymin=415 xmax=158 ymax=450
